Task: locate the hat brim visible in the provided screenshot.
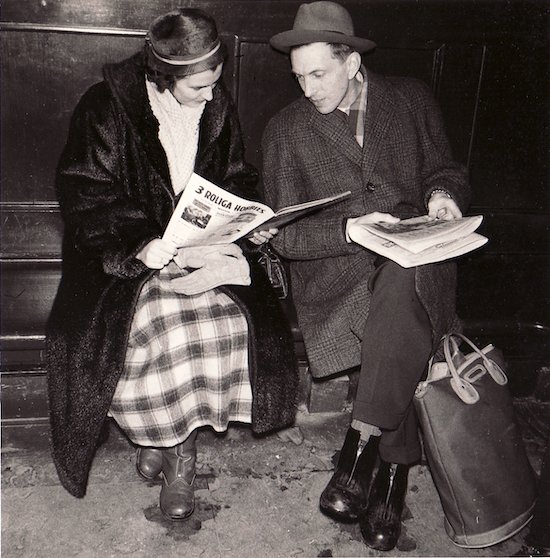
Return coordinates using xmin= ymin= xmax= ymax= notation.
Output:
xmin=270 ymin=29 xmax=376 ymax=54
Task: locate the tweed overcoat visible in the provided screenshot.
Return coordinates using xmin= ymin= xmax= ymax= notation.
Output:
xmin=262 ymin=69 xmax=471 ymax=378
xmin=46 ymin=52 xmax=298 ymax=498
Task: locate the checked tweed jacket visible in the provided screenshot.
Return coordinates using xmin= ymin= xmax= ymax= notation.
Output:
xmin=47 ymin=52 xmax=298 ymax=498
xmin=262 ymin=69 xmax=471 ymax=378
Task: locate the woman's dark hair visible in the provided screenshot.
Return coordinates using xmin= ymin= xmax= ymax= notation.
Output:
xmin=144 ymin=57 xmax=179 ymax=93
xmin=144 ymin=7 xmax=227 ymax=91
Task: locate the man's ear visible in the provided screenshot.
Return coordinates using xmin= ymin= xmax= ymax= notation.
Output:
xmin=346 ymin=51 xmax=362 ymax=79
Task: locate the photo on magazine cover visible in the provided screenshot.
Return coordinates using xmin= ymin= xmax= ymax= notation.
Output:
xmin=180 ymin=198 xmax=212 ymax=229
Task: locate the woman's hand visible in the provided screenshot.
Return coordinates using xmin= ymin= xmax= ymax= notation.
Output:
xmin=171 ymin=243 xmax=251 ymax=295
xmin=136 ymin=238 xmax=178 ymax=269
xmin=248 ymin=228 xmax=279 ymax=245
xmin=174 ymin=244 xmax=244 ymax=269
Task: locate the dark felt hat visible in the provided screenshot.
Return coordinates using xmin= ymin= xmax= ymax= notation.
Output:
xmin=270 ymin=1 xmax=376 ymax=54
xmin=145 ymin=8 xmax=227 ymax=77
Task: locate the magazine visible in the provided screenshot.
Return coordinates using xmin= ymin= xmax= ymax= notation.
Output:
xmin=162 ymin=173 xmax=351 ymax=247
xmin=348 ymin=215 xmax=488 ymax=267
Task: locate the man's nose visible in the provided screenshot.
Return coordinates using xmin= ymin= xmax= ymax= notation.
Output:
xmin=302 ymin=77 xmax=316 ymax=98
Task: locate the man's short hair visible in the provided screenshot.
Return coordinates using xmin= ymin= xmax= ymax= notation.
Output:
xmin=329 ymin=43 xmax=355 ymax=61
xmin=290 ymin=42 xmax=356 ymax=62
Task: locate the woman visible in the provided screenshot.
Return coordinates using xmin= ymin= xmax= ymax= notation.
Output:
xmin=46 ymin=8 xmax=298 ymax=520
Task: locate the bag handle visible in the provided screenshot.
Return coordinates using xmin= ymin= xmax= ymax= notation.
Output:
xmin=446 ymin=333 xmax=507 ymax=385
xmin=443 ymin=333 xmax=507 ymax=404
xmin=257 ymin=243 xmax=289 ymax=299
xmin=444 ymin=335 xmax=480 ymax=403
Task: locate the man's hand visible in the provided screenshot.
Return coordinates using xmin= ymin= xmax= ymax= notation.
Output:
xmin=248 ymin=228 xmax=279 ymax=245
xmin=346 ymin=212 xmax=400 ymax=240
xmin=427 ymin=192 xmax=462 ymax=221
xmin=136 ymin=238 xmax=178 ymax=269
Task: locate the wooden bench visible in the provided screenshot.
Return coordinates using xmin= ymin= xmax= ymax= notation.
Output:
xmin=2 ymin=0 xmax=549 ymax=428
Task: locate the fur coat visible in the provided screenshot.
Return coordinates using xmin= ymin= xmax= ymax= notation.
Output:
xmin=262 ymin=70 xmax=471 ymax=377
xmin=46 ymin=52 xmax=298 ymax=498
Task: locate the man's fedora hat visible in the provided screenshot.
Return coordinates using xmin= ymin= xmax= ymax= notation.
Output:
xmin=145 ymin=8 xmax=227 ymax=77
xmin=270 ymin=1 xmax=376 ymax=54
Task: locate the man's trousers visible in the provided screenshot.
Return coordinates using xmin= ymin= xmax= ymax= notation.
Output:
xmin=352 ymin=258 xmax=433 ymax=464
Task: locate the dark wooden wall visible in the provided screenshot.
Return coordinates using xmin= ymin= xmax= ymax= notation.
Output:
xmin=2 ymin=0 xmax=549 ymax=421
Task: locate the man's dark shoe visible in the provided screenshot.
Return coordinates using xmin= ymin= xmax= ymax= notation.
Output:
xmin=159 ymin=444 xmax=196 ymax=521
xmin=360 ymin=461 xmax=409 ymax=551
xmin=136 ymin=447 xmax=163 ymax=480
xmin=319 ymin=428 xmax=379 ymax=522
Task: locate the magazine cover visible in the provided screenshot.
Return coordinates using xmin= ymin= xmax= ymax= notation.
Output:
xmin=163 ymin=173 xmax=350 ymax=247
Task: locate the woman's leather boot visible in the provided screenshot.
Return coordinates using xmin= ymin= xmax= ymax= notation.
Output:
xmin=160 ymin=435 xmax=197 ymax=521
xmin=136 ymin=447 xmax=163 ymax=480
xmin=360 ymin=461 xmax=410 ymax=551
xmin=319 ymin=428 xmax=379 ymax=522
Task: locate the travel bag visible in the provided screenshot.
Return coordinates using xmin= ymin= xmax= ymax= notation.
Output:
xmin=414 ymin=333 xmax=538 ymax=548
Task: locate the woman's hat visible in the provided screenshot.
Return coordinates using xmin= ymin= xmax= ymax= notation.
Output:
xmin=145 ymin=8 xmax=227 ymax=77
xmin=270 ymin=1 xmax=376 ymax=54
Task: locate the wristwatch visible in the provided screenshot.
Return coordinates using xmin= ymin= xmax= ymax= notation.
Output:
xmin=430 ymin=189 xmax=452 ymax=199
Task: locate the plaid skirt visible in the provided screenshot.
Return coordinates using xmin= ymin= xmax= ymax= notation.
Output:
xmin=109 ymin=262 xmax=252 ymax=447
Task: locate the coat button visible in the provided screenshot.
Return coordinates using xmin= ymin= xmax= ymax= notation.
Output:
xmin=366 ymin=182 xmax=376 ymax=191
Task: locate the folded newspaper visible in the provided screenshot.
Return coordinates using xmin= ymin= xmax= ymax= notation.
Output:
xmin=348 ymin=215 xmax=488 ymax=267
xmin=163 ymin=173 xmax=351 ymax=247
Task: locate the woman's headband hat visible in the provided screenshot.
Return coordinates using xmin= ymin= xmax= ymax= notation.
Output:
xmin=270 ymin=1 xmax=376 ymax=54
xmin=146 ymin=8 xmax=227 ymax=77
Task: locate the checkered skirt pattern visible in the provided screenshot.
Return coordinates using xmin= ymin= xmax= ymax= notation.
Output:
xmin=109 ymin=263 xmax=252 ymax=447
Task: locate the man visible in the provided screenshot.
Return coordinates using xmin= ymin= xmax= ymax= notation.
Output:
xmin=262 ymin=1 xmax=471 ymax=551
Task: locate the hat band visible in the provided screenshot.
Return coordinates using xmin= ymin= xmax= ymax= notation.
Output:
xmin=148 ymin=39 xmax=221 ymax=66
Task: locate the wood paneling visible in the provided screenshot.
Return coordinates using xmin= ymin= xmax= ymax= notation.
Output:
xmin=0 ymin=0 xmax=176 ymax=29
xmin=1 ymin=262 xmax=61 ymax=335
xmin=2 ymin=206 xmax=63 ymax=258
xmin=1 ymin=372 xmax=49 ymax=422
xmin=1 ymin=29 xmax=144 ymax=203
xmin=468 ymin=43 xmax=550 ymax=211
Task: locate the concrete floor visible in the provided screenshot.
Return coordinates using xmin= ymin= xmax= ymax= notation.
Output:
xmin=1 ymin=408 xmax=543 ymax=558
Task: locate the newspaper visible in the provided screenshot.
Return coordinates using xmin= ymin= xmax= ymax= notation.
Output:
xmin=358 ymin=215 xmax=484 ymax=253
xmin=163 ymin=173 xmax=351 ymax=248
xmin=348 ymin=215 xmax=488 ymax=267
